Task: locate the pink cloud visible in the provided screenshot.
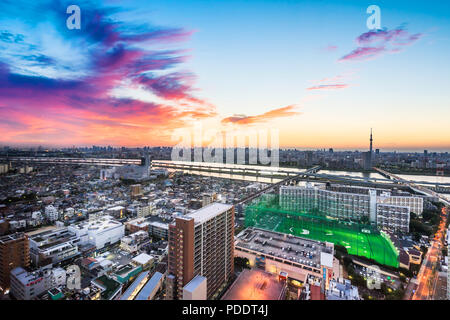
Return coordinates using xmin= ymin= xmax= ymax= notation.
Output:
xmin=339 ymin=46 xmax=386 ymax=62
xmin=307 ymin=84 xmax=349 ymax=90
xmin=340 ymin=26 xmax=423 ymax=62
xmin=323 ymin=45 xmax=338 ymax=52
xmin=221 ymin=105 xmax=300 ymax=125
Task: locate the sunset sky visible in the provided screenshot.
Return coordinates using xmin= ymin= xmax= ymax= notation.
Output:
xmin=1 ymin=0 xmax=449 ymax=151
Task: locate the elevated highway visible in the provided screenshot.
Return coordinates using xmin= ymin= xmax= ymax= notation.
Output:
xmin=235 ymin=166 xmax=321 ymax=205
xmin=3 ymin=156 xmax=142 ymax=167
xmin=374 ymin=168 xmax=450 ymax=206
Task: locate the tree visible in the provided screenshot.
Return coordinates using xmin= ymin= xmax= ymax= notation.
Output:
xmin=343 ymin=256 xmax=352 ymax=268
xmin=234 ymin=257 xmax=250 ymax=270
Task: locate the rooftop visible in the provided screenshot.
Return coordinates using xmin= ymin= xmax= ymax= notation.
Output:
xmin=135 ymin=272 xmax=164 ymax=300
xmin=236 ymin=227 xmax=333 ymax=270
xmin=92 ymin=275 xmax=122 ymax=300
xmin=70 ymin=215 xmax=122 ymax=231
xmin=30 ymin=228 xmax=77 ymax=250
xmin=185 ymin=202 xmax=233 ymax=224
xmin=132 ymin=253 xmax=153 ymax=265
xmin=222 ymin=269 xmax=285 ymax=300
xmin=183 ymin=275 xmax=207 ymax=293
xmin=120 ymin=271 xmax=149 ymax=300
xmin=0 ymin=232 xmax=27 ymax=244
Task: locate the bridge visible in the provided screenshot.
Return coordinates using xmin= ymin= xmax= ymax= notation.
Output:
xmin=374 ymin=168 xmax=450 ymax=206
xmin=235 ymin=166 xmax=321 ymax=205
xmin=3 ymin=156 xmax=142 ymax=167
xmin=151 ymin=160 xmax=312 ymax=179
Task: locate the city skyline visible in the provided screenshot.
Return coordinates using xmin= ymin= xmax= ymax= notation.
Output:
xmin=1 ymin=1 xmax=450 ymax=151
xmin=2 ymin=129 xmax=450 ymax=154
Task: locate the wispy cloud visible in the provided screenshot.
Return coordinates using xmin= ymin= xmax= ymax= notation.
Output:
xmin=221 ymin=105 xmax=300 ymax=125
xmin=307 ymin=84 xmax=349 ymax=90
xmin=339 ymin=26 xmax=423 ymax=62
xmin=322 ymin=45 xmax=338 ymax=52
xmin=339 ymin=46 xmax=386 ymax=62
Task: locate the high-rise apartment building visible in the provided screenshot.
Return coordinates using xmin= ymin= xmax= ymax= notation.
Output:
xmin=0 ymin=233 xmax=30 ymax=292
xmin=280 ymin=185 xmax=373 ymax=221
xmin=167 ymin=203 xmax=234 ymax=300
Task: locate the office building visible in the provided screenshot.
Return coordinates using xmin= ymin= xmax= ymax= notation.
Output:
xmin=167 ymin=203 xmax=234 ymax=300
xmin=0 ymin=233 xmax=30 ymax=292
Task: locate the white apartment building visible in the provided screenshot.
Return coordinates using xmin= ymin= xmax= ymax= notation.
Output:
xmin=137 ymin=204 xmax=154 ymax=218
xmin=280 ymin=184 xmax=415 ymax=233
xmin=120 ymin=230 xmax=149 ymax=253
xmin=45 ymin=205 xmax=59 ymax=222
xmin=0 ymin=163 xmax=9 ymax=174
xmin=377 ymin=192 xmax=423 ymax=215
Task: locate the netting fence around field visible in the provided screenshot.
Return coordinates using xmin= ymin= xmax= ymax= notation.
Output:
xmin=244 ymin=195 xmax=399 ymax=268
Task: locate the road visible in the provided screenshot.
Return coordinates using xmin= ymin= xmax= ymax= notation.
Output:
xmin=412 ymin=206 xmax=447 ymax=300
xmin=374 ymin=168 xmax=450 ymax=205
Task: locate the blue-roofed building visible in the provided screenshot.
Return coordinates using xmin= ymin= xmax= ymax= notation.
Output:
xmin=120 ymin=271 xmax=150 ymax=300
xmin=135 ymin=272 xmax=164 ymax=300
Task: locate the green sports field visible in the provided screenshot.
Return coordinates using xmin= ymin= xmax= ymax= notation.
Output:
xmin=245 ymin=200 xmax=399 ymax=268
